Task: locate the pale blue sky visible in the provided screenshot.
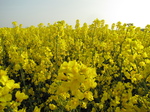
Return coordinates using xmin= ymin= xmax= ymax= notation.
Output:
xmin=0 ymin=0 xmax=150 ymax=28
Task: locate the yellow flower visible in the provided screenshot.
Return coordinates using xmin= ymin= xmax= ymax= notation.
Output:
xmin=0 ymin=86 xmax=9 ymax=96
xmin=65 ymin=105 xmax=71 ymax=111
xmin=60 ymin=92 xmax=70 ymax=100
xmin=76 ymin=89 xmax=84 ymax=100
xmin=115 ymin=107 xmax=121 ymax=112
xmin=0 ymin=93 xmax=12 ymax=102
xmin=139 ymin=61 xmax=146 ymax=67
xmin=49 ymin=104 xmax=57 ymax=110
xmin=0 ymin=75 xmax=8 ymax=84
xmin=115 ymin=96 xmax=120 ymax=104
xmin=81 ymin=102 xmax=87 ymax=109
xmin=0 ymin=70 xmax=7 ymax=76
xmin=12 ymin=21 xmax=18 ymax=26
xmin=91 ymin=107 xmax=96 ymax=112
xmin=142 ymin=52 xmax=148 ymax=58
xmin=28 ymin=88 xmax=34 ymax=96
xmin=145 ymin=59 xmax=150 ymax=64
xmin=5 ymin=80 xmax=15 ymax=89
xmin=15 ymin=91 xmax=28 ymax=102
xmin=68 ymin=98 xmax=79 ymax=110
xmin=84 ymin=91 xmax=94 ymax=101
xmin=33 ymin=106 xmax=41 ymax=112
xmin=13 ymin=83 xmax=20 ymax=89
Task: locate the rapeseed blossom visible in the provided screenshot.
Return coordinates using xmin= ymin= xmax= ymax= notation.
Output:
xmin=15 ymin=91 xmax=28 ymax=102
xmin=49 ymin=104 xmax=57 ymax=110
xmin=0 ymin=19 xmax=150 ymax=111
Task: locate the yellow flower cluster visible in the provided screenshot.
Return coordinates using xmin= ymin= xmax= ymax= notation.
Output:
xmin=0 ymin=69 xmax=28 ymax=112
xmin=0 ymin=19 xmax=150 ymax=111
xmin=47 ymin=60 xmax=97 ymax=111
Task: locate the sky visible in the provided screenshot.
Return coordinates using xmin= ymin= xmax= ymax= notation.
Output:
xmin=0 ymin=0 xmax=150 ymax=28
